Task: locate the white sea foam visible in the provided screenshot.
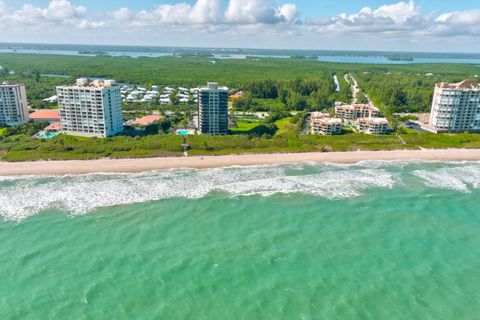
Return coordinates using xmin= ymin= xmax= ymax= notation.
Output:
xmin=413 ymin=165 xmax=480 ymax=192
xmin=0 ymin=165 xmax=396 ymax=221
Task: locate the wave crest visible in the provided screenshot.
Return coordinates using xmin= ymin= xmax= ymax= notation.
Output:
xmin=0 ymin=165 xmax=394 ymax=221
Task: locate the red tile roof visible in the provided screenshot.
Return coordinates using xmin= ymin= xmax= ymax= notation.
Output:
xmin=46 ymin=122 xmax=62 ymax=131
xmin=29 ymin=110 xmax=60 ymax=120
xmin=132 ymin=115 xmax=163 ymax=126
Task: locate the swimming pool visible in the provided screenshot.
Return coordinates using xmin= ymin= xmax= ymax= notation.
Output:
xmin=177 ymin=130 xmax=193 ymax=136
xmin=39 ymin=133 xmax=58 ymax=139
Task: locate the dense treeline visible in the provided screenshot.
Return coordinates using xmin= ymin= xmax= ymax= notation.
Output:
xmin=233 ymin=77 xmax=352 ymax=112
xmin=0 ymin=73 xmax=71 ymax=108
xmin=2 ymin=53 xmax=477 ymax=88
xmin=355 ymin=73 xmax=472 ymax=113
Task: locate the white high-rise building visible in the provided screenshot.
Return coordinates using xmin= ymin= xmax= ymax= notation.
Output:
xmin=0 ymin=83 xmax=29 ymax=127
xmin=57 ymin=78 xmax=123 ymax=137
xmin=425 ymin=80 xmax=480 ymax=133
xmin=198 ymin=82 xmax=229 ymax=135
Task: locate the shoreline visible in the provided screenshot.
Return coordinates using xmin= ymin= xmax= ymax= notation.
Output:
xmin=1 ymin=149 xmax=480 ymax=176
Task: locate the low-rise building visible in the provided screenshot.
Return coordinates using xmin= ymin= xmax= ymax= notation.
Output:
xmin=311 ymin=117 xmax=343 ymax=135
xmin=131 ymin=115 xmax=163 ymax=126
xmin=311 ymin=112 xmax=331 ymax=120
xmin=356 ymin=118 xmax=390 ymax=134
xmin=29 ymin=109 xmax=61 ymax=123
xmin=423 ymin=80 xmax=480 ymax=133
xmin=45 ymin=122 xmax=62 ymax=133
xmin=335 ymin=104 xmax=380 ymax=120
xmin=0 ymin=82 xmax=29 ymax=127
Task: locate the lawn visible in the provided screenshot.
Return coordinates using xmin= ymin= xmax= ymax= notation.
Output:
xmin=229 ymin=120 xmax=262 ymax=135
xmin=274 ymin=117 xmax=297 ymax=135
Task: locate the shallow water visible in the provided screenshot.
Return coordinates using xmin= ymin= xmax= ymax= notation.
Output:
xmin=1 ymin=161 xmax=479 ymax=319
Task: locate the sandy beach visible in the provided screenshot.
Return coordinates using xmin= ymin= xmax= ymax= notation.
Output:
xmin=1 ymin=149 xmax=480 ymax=176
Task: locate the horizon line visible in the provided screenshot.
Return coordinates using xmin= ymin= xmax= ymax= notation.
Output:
xmin=0 ymin=41 xmax=479 ymax=56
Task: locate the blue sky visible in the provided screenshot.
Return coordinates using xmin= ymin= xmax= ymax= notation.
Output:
xmin=4 ymin=0 xmax=480 ymax=15
xmin=1 ymin=0 xmax=479 ymax=51
xmin=4 ymin=0 xmax=479 ymax=15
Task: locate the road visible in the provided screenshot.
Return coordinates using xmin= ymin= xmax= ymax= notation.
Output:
xmin=345 ymin=74 xmax=374 ymax=106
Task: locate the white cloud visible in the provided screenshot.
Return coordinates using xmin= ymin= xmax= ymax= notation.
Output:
xmin=108 ymin=0 xmax=221 ymax=26
xmin=436 ymin=9 xmax=480 ymax=25
xmin=0 ymin=1 xmax=6 ymax=16
xmin=224 ymin=0 xmax=298 ymax=24
xmin=0 ymin=0 xmax=479 ymax=50
xmin=42 ymin=0 xmax=86 ymax=20
xmin=307 ymin=0 xmax=427 ymax=33
xmin=0 ymin=0 xmax=87 ymax=28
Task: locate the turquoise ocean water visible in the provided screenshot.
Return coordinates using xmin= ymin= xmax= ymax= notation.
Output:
xmin=1 ymin=161 xmax=479 ymax=319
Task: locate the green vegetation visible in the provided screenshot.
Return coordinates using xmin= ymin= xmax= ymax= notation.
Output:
xmin=274 ymin=117 xmax=296 ymax=135
xmin=2 ymin=53 xmax=478 ymax=114
xmin=0 ymin=121 xmax=49 ymax=138
xmin=1 ymin=53 xmax=480 ymax=162
xmin=230 ymin=121 xmax=261 ymax=134
xmin=233 ymin=78 xmax=351 ymax=112
xmin=2 ymin=122 xmax=480 ymax=162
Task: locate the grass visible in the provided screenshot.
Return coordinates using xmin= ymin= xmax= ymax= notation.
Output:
xmin=400 ymin=132 xmax=480 ymax=149
xmin=274 ymin=117 xmax=296 ymax=135
xmin=231 ymin=121 xmax=261 ymax=131
xmin=0 ymin=128 xmax=6 ymax=137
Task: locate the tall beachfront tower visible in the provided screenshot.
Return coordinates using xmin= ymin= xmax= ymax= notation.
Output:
xmin=198 ymin=82 xmax=229 ymax=135
xmin=426 ymin=80 xmax=480 ymax=133
xmin=0 ymin=83 xmax=29 ymax=127
xmin=57 ymin=78 xmax=124 ymax=137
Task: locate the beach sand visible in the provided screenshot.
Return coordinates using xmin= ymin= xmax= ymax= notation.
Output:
xmin=1 ymin=149 xmax=480 ymax=176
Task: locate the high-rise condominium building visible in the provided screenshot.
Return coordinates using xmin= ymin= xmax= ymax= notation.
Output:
xmin=426 ymin=80 xmax=480 ymax=133
xmin=57 ymin=78 xmax=123 ymax=137
xmin=0 ymin=83 xmax=29 ymax=127
xmin=198 ymin=82 xmax=229 ymax=135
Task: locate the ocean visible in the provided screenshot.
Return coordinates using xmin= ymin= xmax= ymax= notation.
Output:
xmin=1 ymin=161 xmax=479 ymax=319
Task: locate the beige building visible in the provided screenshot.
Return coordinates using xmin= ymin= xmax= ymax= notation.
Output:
xmin=57 ymin=78 xmax=123 ymax=137
xmin=424 ymin=80 xmax=480 ymax=133
xmin=335 ymin=104 xmax=380 ymax=120
xmin=311 ymin=117 xmax=343 ymax=135
xmin=356 ymin=118 xmax=390 ymax=134
xmin=0 ymin=83 xmax=29 ymax=127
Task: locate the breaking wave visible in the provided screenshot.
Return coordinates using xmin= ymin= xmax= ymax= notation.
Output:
xmin=413 ymin=165 xmax=480 ymax=192
xmin=1 ymin=161 xmax=480 ymax=221
xmin=0 ymin=164 xmax=395 ymax=221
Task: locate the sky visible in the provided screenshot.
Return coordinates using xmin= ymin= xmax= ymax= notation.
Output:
xmin=0 ymin=0 xmax=479 ymax=52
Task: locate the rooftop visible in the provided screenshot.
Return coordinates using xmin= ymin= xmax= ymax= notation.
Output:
xmin=356 ymin=117 xmax=389 ymax=124
xmin=61 ymin=78 xmax=118 ymax=88
xmin=201 ymin=82 xmax=228 ymax=91
xmin=0 ymin=82 xmax=23 ymax=88
xmin=312 ymin=117 xmax=343 ymax=125
xmin=438 ymin=80 xmax=480 ymax=90
xmin=29 ymin=109 xmax=61 ymax=120
xmin=336 ymin=104 xmax=379 ymax=111
xmin=311 ymin=112 xmax=331 ymax=119
xmin=131 ymin=115 xmax=163 ymax=126
xmin=45 ymin=122 xmax=62 ymax=131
